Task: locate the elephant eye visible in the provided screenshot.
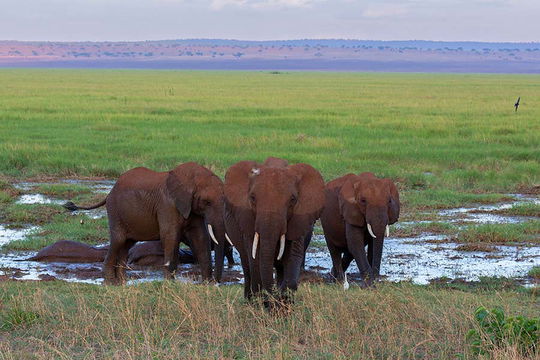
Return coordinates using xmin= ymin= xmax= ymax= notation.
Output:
xmin=290 ymin=195 xmax=297 ymax=205
xmin=205 ymin=199 xmax=212 ymax=206
xmin=249 ymin=194 xmax=256 ymax=204
xmin=388 ymin=198 xmax=392 ymax=204
xmin=360 ymin=197 xmax=367 ymax=204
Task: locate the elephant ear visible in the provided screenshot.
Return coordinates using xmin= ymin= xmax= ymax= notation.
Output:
xmin=385 ymin=179 xmax=400 ymax=224
xmin=224 ymin=161 xmax=259 ymax=235
xmin=166 ymin=165 xmax=196 ymax=219
xmin=338 ymin=178 xmax=366 ymax=227
xmin=286 ymin=163 xmax=325 ymax=240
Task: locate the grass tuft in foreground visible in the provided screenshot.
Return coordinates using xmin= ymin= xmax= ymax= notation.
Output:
xmin=0 ymin=280 xmax=538 ymax=359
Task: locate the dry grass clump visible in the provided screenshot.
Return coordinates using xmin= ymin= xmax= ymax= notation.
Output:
xmin=0 ymin=281 xmax=537 ymax=359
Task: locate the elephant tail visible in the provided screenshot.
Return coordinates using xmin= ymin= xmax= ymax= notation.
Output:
xmin=63 ymin=197 xmax=107 ymax=211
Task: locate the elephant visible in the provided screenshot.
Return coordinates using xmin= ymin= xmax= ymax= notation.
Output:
xmin=224 ymin=158 xmax=325 ymax=306
xmin=63 ymin=162 xmax=228 ymax=284
xmin=321 ymin=172 xmax=400 ymax=288
xmin=27 ymin=240 xmax=108 ymax=263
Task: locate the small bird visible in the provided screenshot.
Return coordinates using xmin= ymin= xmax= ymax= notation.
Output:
xmin=514 ymin=97 xmax=520 ymax=112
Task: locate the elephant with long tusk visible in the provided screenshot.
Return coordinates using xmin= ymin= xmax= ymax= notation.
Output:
xmin=223 ymin=158 xmax=325 ymax=307
xmin=321 ymin=172 xmax=400 ymax=288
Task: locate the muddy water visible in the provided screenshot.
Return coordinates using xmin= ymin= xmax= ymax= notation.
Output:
xmin=1 ymin=182 xmax=538 ymax=286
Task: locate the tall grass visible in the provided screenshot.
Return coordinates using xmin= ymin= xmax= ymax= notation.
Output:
xmin=0 ymin=281 xmax=537 ymax=359
xmin=0 ymin=70 xmax=538 ymax=195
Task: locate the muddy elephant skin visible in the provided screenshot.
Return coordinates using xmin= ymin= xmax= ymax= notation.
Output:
xmin=27 ymin=240 xmax=108 ymax=263
xmin=127 ymin=241 xmax=195 ymax=266
xmin=224 ymin=157 xmax=325 ymax=306
xmin=64 ymin=162 xmax=228 ymax=284
xmin=321 ymin=172 xmax=400 ymax=287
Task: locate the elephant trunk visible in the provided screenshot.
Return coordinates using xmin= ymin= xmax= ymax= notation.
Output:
xmin=206 ymin=210 xmax=228 ymax=282
xmin=367 ymin=208 xmax=389 ymax=277
xmin=254 ymin=212 xmax=286 ymax=299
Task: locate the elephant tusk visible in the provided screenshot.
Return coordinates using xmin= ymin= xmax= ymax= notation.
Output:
xmin=208 ymin=224 xmax=219 ymax=245
xmin=385 ymin=225 xmax=390 ymax=237
xmin=252 ymin=232 xmax=259 ymax=259
xmin=367 ymin=223 xmax=377 ymax=238
xmin=343 ymin=273 xmax=349 ymax=290
xmin=225 ymin=232 xmax=234 ymax=247
xmin=277 ymin=234 xmax=286 ymax=260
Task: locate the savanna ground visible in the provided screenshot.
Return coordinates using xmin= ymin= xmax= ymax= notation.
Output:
xmin=0 ymin=69 xmax=539 ymax=359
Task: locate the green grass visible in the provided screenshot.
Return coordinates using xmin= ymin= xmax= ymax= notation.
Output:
xmin=3 ymin=214 xmax=108 ymax=251
xmin=0 ymin=70 xmax=538 ymax=199
xmin=34 ymin=183 xmax=93 ymax=198
xmin=455 ymin=221 xmax=540 ymax=244
xmin=494 ymin=202 xmax=540 ymax=217
xmin=0 ymin=280 xmax=537 ymax=359
xmin=0 ymin=203 xmax=63 ymax=227
xmin=394 ymin=221 xmax=457 ymax=237
xmin=528 ymin=266 xmax=540 ymax=279
xmin=402 ymin=190 xmax=511 ymax=210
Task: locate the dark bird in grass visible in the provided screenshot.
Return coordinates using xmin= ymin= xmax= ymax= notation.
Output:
xmin=514 ymin=97 xmax=520 ymax=112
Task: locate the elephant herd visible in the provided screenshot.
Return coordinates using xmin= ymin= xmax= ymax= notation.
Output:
xmin=65 ymin=157 xmax=400 ymax=306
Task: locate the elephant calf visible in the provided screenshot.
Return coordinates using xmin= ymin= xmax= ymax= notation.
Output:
xmin=64 ymin=162 xmax=228 ymax=284
xmin=321 ymin=172 xmax=400 ymax=288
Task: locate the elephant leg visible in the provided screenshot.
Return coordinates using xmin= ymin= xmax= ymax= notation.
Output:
xmin=116 ymin=239 xmax=135 ymax=283
xmin=186 ymin=218 xmax=212 ymax=282
xmin=160 ymin=226 xmax=180 ymax=280
xmin=276 ymin=262 xmax=284 ymax=289
xmin=225 ymin=244 xmax=235 ymax=266
xmin=327 ymin=242 xmax=345 ymax=284
xmin=345 ymin=223 xmax=373 ymax=287
xmin=366 ymin=236 xmax=374 ymax=267
xmin=341 ymin=250 xmax=354 ymax=273
xmin=279 ymin=238 xmax=305 ymax=303
xmin=300 ymin=230 xmax=313 ymax=271
xmin=103 ymin=226 xmax=127 ymax=285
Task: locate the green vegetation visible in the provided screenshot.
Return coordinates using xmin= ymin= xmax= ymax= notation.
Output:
xmin=455 ymin=221 xmax=540 ymax=244
xmin=466 ymin=306 xmax=539 ymax=357
xmin=3 ymin=214 xmax=108 ymax=251
xmin=528 ymin=266 xmax=540 ymax=279
xmin=34 ymin=183 xmax=93 ymax=198
xmin=0 ymin=70 xmax=538 ymax=199
xmin=494 ymin=202 xmax=540 ymax=217
xmin=402 ymin=190 xmax=511 ymax=210
xmin=0 ymin=178 xmax=19 ymax=203
xmin=0 ymin=281 xmax=538 ymax=359
xmin=394 ymin=221 xmax=457 ymax=237
xmin=0 ymin=203 xmax=63 ymax=228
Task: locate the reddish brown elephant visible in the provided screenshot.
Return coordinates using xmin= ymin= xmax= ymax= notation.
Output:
xmin=224 ymin=158 xmax=325 ymax=305
xmin=27 ymin=240 xmax=108 ymax=263
xmin=64 ymin=162 xmax=227 ymax=284
xmin=321 ymin=172 xmax=400 ymax=288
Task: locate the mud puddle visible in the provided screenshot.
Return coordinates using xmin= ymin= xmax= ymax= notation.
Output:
xmin=1 ymin=182 xmax=538 ymax=286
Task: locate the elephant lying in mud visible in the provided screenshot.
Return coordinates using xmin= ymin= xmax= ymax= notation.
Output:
xmin=64 ymin=162 xmax=228 ymax=284
xmin=27 ymin=240 xmax=197 ymax=266
xmin=224 ymin=157 xmax=325 ymax=307
xmin=321 ymin=172 xmax=400 ymax=288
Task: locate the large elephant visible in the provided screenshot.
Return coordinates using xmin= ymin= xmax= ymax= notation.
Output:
xmin=64 ymin=162 xmax=228 ymax=284
xmin=224 ymin=159 xmax=325 ymax=305
xmin=321 ymin=172 xmax=400 ymax=288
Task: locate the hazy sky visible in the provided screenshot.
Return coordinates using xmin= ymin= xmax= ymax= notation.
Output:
xmin=1 ymin=0 xmax=539 ymax=42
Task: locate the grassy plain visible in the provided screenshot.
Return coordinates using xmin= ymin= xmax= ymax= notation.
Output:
xmin=0 ymin=70 xmax=538 ymax=198
xmin=0 ymin=280 xmax=538 ymax=359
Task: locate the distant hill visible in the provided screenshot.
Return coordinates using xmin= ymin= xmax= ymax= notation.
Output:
xmin=1 ymin=39 xmax=539 ymax=73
